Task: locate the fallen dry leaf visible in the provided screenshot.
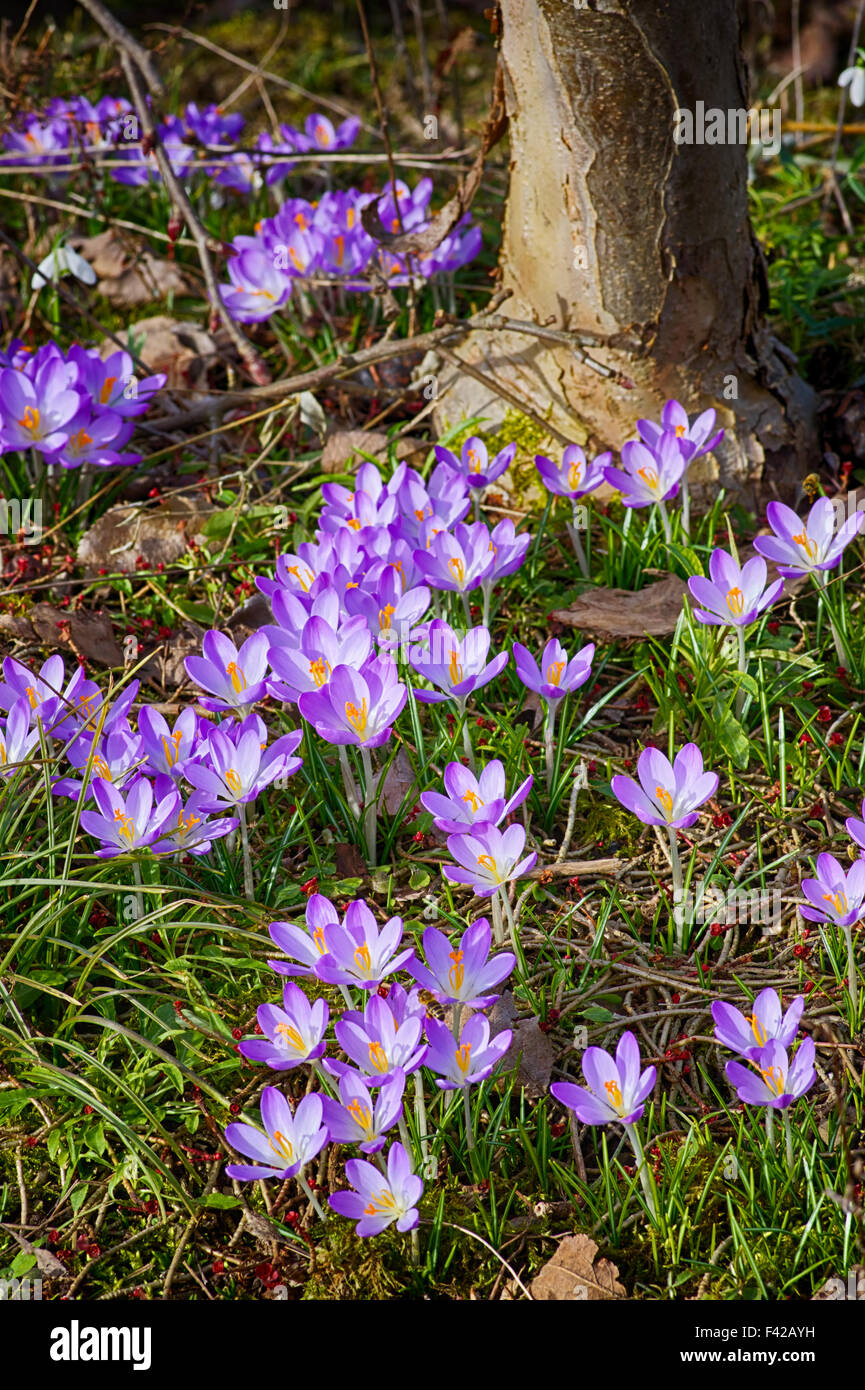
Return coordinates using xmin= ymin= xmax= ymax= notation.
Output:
xmin=530 ymin=1233 xmax=626 ymax=1301
xmin=29 ymin=604 xmax=123 ymax=666
xmin=333 ymin=842 xmax=368 ymax=879
xmin=379 ymin=746 xmax=417 ymax=816
xmin=499 ymin=1015 xmax=555 ymax=1097
xmin=68 ymin=230 xmax=190 ymax=307
xmin=321 ymin=429 xmax=429 ymax=475
xmin=103 ymin=315 xmax=229 ymax=398
xmin=552 ymin=574 xmax=687 ymax=641
xmin=77 ymin=497 xmax=214 ymax=577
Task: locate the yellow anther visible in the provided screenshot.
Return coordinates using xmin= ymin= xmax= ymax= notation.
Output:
xmin=462 ymin=788 xmax=484 ymax=813
xmin=226 ymin=661 xmax=247 ymax=695
xmin=792 ymin=530 xmax=818 ymax=560
xmin=655 ymin=786 xmax=674 ymax=819
xmin=448 ymin=950 xmax=465 ymax=992
xmin=604 ymin=1078 xmax=624 ymax=1110
xmin=726 ymin=588 xmax=744 ymax=617
xmin=448 ymin=649 xmax=464 ymax=686
xmin=368 ymin=1039 xmax=389 ymax=1072
xmin=354 ymin=941 xmax=372 ymax=974
xmin=546 ymin=660 xmax=565 ymax=687
xmin=345 ymin=699 xmax=368 ymax=736
xmin=275 ymin=1021 xmax=306 ymax=1051
xmin=225 ymin=768 xmax=242 ymax=794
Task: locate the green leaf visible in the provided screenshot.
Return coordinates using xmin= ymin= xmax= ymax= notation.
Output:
xmin=10 ymin=1251 xmax=37 ymax=1277
xmin=409 ymin=865 xmax=431 ymax=890
xmin=715 ymin=710 xmax=750 ymax=769
xmin=200 ymin=1193 xmax=242 ymax=1209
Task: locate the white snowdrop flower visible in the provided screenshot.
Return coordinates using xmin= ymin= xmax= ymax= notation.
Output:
xmin=839 ymin=66 xmax=865 ymax=108
xmin=31 ymin=245 xmax=97 ymax=291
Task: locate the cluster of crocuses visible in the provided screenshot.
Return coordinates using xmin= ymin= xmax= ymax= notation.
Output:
xmin=223 ymin=892 xmax=518 ymax=1239
xmin=547 ymin=986 xmax=814 ymax=1219
xmin=0 ymin=96 xmax=359 ymax=189
xmin=220 ymin=177 xmax=480 ymax=320
xmin=610 ymin=739 xmax=864 ymax=1007
xmin=0 ymin=649 xmax=303 ymax=889
xmin=534 ymin=399 xmax=724 ymax=567
xmin=0 ymin=339 xmax=165 ymax=468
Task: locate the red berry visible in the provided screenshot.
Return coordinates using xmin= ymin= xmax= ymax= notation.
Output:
xmin=232 ymin=1027 xmax=242 ymax=1040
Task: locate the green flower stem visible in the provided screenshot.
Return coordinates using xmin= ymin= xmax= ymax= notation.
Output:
xmin=842 ymin=921 xmax=859 ymax=1012
xmin=567 ymin=511 xmax=589 ymax=578
xmin=784 ymin=1112 xmax=794 ymax=1172
xmin=238 ymin=803 xmax=254 ymax=900
xmin=338 ymin=746 xmax=362 ymax=820
xmin=491 ymin=892 xmax=505 ymax=948
xmin=623 ymin=1121 xmax=658 ymax=1222
xmin=735 ymin=624 xmax=748 ymax=719
xmin=667 ymin=826 xmax=685 ymax=950
xmin=681 ymin=476 xmax=691 ymax=539
xmin=359 ymin=745 xmax=378 ymax=868
xmin=462 ymin=1083 xmax=475 ymax=1152
xmin=765 ymin=1104 xmax=774 ymax=1148
xmin=656 ymin=499 xmax=672 ymax=545
xmin=500 ymin=886 xmax=518 ymax=952
xmin=413 ymin=1071 xmax=434 ymax=1177
xmin=297 ymin=1169 xmax=328 ymax=1223
xmin=132 ymin=860 xmax=144 ymax=922
xmin=544 ymin=702 xmax=558 ymax=796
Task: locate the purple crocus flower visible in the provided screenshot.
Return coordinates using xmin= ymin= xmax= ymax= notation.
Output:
xmin=725 ymin=1038 xmax=816 ymax=1111
xmin=328 ymin=1140 xmax=422 ymax=1236
xmin=138 ymin=705 xmax=199 ymax=779
xmin=314 ymin=899 xmax=413 ymax=991
xmin=220 ymin=248 xmax=292 ymax=322
xmin=326 ymin=992 xmax=427 ymax=1085
xmin=484 ymin=517 xmax=532 ymax=583
xmin=150 ymin=784 xmax=238 ymax=857
xmin=296 ymin=113 xmax=361 ymax=152
xmin=52 ymin=723 xmax=144 ymax=801
xmin=344 ymin=568 xmax=430 ymax=645
xmin=637 ymin=399 xmax=724 ymax=461
xmin=611 ymin=743 xmax=718 ymax=829
xmin=185 ymin=630 xmax=271 ymax=714
xmin=434 ymin=436 xmax=516 ymax=490
xmin=267 ymin=893 xmax=341 ymax=978
xmin=80 ymin=777 xmax=179 ymax=858
xmin=406 ymin=918 xmax=515 ymax=1009
xmin=0 ymin=697 xmax=41 ymax=776
xmin=319 ymin=1069 xmax=405 ymax=1154
xmin=298 ymin=655 xmax=407 ymax=748
xmin=687 ymin=550 xmax=783 ymax=627
xmin=267 ymin=614 xmax=372 ymax=701
xmin=408 ymin=620 xmax=508 ymax=706
xmin=0 ymin=654 xmax=66 ymax=726
xmin=238 ymin=982 xmax=329 ymax=1070
xmin=513 ymin=637 xmax=594 ymax=704
xmin=225 ymin=1089 xmax=329 ymax=1181
xmin=845 ymin=798 xmax=865 ymax=855
xmin=444 ymin=823 xmax=538 ymax=898
xmin=603 ymin=433 xmax=686 ymax=508
xmin=550 ymin=1031 xmax=657 ymax=1125
xmin=183 ymin=717 xmax=302 ymax=810
xmin=414 ymin=523 xmax=495 ymax=594
xmin=535 ymin=445 xmax=611 ymax=500
xmin=423 ymin=1013 xmax=513 ymax=1090
xmin=419 ymin=758 xmax=532 ymax=835
xmin=68 ymin=345 xmax=166 ymax=420
xmin=0 ymin=356 xmax=85 ymax=454
xmin=712 ymin=988 xmax=805 ymax=1063
xmin=753 ymin=498 xmax=865 ymax=577
xmin=800 ymin=853 xmax=865 ymax=927
xmin=43 ymin=412 xmax=140 ymax=470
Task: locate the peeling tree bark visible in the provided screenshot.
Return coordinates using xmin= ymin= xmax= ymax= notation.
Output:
xmin=437 ymin=0 xmax=816 ymax=506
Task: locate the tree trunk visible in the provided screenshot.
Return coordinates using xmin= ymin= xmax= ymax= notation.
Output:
xmin=437 ymin=0 xmax=816 ymax=507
